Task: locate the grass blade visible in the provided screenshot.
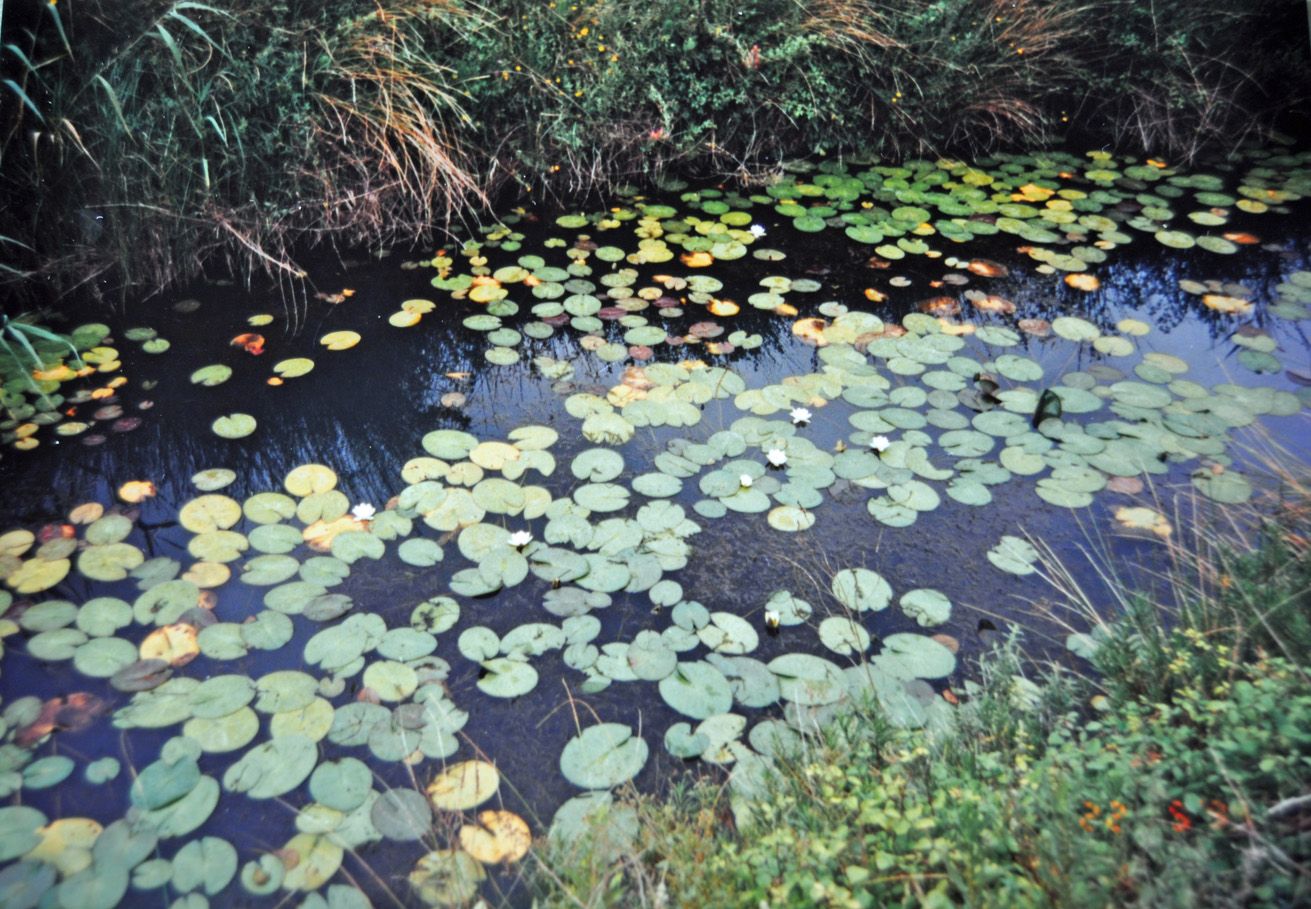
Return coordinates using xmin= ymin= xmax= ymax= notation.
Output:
xmin=0 ymin=234 xmax=35 ymax=252
xmin=43 ymin=2 xmax=73 ymax=59
xmin=168 ymin=10 xmax=232 ymax=61
xmin=10 ymin=322 xmax=85 ymax=368
xmin=4 ymin=44 xmax=46 ymax=84
xmin=3 ymin=79 xmax=45 ymax=123
xmin=93 ymin=75 xmax=133 ymax=137
xmin=154 ymin=24 xmax=186 ymax=74
xmin=0 ymin=335 xmax=51 ymax=404
xmin=205 ymin=113 xmax=228 ymax=146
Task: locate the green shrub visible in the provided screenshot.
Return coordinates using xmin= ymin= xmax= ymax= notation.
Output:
xmin=533 ymin=637 xmax=1311 ymax=908
xmin=0 ymin=0 xmax=1306 ymax=300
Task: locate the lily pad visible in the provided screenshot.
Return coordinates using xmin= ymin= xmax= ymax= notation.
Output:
xmin=560 ymin=723 xmax=649 ymax=790
xmin=658 ymin=661 xmax=733 ymax=719
xmin=830 ymin=568 xmax=892 ymax=612
xmin=212 ymin=413 xmax=256 ymax=439
xmin=426 ymin=760 xmax=500 ymax=811
xmin=899 ymin=588 xmax=952 ymax=626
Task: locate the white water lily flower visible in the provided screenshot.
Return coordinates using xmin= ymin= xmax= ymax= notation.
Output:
xmin=766 ymin=448 xmax=788 ymax=467
xmin=739 ymin=474 xmax=754 ymax=488
xmin=749 ymin=224 xmax=766 ymax=238
xmin=509 ymin=530 xmax=533 ymax=548
xmin=790 ymin=406 xmax=812 ymax=425
xmin=764 ymin=609 xmax=781 ymax=630
xmin=351 ymin=502 xmax=376 ymax=521
xmin=870 ymin=435 xmax=891 ymax=453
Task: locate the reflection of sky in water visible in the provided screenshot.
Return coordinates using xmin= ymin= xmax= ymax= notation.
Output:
xmin=1 ymin=198 xmax=1309 ymax=907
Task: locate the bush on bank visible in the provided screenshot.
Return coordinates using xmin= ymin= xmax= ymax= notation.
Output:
xmin=0 ymin=0 xmax=1306 ymax=301
xmin=531 ymin=504 xmax=1311 ymax=908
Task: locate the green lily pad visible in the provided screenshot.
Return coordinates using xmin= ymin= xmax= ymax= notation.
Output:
xmin=408 ymin=850 xmax=485 ymax=907
xmin=659 ymin=661 xmax=733 ymax=719
xmin=190 ymin=365 xmax=232 ymax=387
xmin=831 ymin=568 xmax=892 ymax=612
xmin=371 ymin=788 xmax=434 ymax=842
xmin=987 ymin=535 xmax=1040 ymax=575
xmin=222 ymin=734 xmax=317 ymax=799
xmin=212 ymin=413 xmax=256 ymax=439
xmin=900 ymin=588 xmax=952 ymax=626
xmin=476 ymin=658 xmax=539 ymax=697
xmin=309 ymin=758 xmax=373 ymax=812
xmin=767 ymin=505 xmax=815 ymax=532
xmin=560 ymin=723 xmax=649 ymax=790
xmin=818 ymin=616 xmax=871 ymax=655
xmin=872 ymin=633 xmax=957 ymax=679
xmin=171 ymin=836 xmax=238 ymax=895
xmin=768 ymin=653 xmax=846 ymax=706
xmin=1191 ymin=467 xmax=1252 ymax=503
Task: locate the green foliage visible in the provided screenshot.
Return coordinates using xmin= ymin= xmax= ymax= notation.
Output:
xmin=533 ymin=540 xmax=1311 ymax=908
xmin=1094 ymin=515 xmax=1311 ymax=705
xmin=0 ymin=0 xmax=1306 ymax=300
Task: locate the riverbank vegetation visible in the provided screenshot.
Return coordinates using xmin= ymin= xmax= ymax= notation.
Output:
xmin=531 ymin=480 xmax=1311 ymax=908
xmin=1 ymin=0 xmax=1307 ymax=302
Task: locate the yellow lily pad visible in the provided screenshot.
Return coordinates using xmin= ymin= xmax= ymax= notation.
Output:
xmin=140 ymin=623 xmax=200 ymax=666
xmin=0 ymin=529 xmax=35 ymax=558
xmin=457 ymin=810 xmax=531 ymax=864
xmin=426 ymin=760 xmax=499 ymax=812
xmin=319 ymin=331 xmax=361 ymax=351
xmin=6 ymin=557 xmax=71 ymax=594
xmin=182 ymin=561 xmax=231 ymax=588
xmin=273 ymin=358 xmax=315 ymax=379
xmin=179 ymin=495 xmax=243 ymax=533
xmin=285 ymin=464 xmax=338 ymax=497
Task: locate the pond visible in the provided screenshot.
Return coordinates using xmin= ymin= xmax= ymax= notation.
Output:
xmin=1 ymin=147 xmax=1310 ymax=908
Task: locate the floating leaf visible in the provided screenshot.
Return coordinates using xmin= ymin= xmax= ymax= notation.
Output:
xmin=1191 ymin=466 xmax=1252 ymax=503
xmin=987 ymin=535 xmax=1039 ymax=575
xmin=899 ymin=589 xmax=952 ymax=627
xmin=477 ymin=657 xmax=538 ymax=698
xmin=222 ymin=735 xmax=317 ymax=799
xmin=458 ymin=810 xmax=531 ymax=864
xmin=830 ymin=568 xmax=892 ymax=612
xmin=426 ymin=760 xmax=500 ymax=811
xmin=371 ymin=789 xmax=434 ymax=841
xmin=281 ymin=833 xmax=344 ymax=892
xmin=211 ymin=413 xmax=256 ymax=439
xmin=273 ymin=358 xmax=315 ymax=379
xmin=560 ymin=723 xmax=649 ymax=790
xmin=658 ymin=661 xmax=733 ymax=719
xmin=818 ymin=616 xmax=871 ymax=655
xmin=408 ymin=850 xmax=484 ymax=908
xmin=873 ymin=633 xmax=957 ymax=680
xmin=189 ymin=365 xmax=231 ymax=387
xmin=319 ymin=331 xmax=361 ymax=351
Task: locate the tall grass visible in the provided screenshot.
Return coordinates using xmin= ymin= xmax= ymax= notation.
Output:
xmin=1025 ymin=442 xmax=1311 ymax=704
xmin=0 ymin=0 xmax=1305 ymax=305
